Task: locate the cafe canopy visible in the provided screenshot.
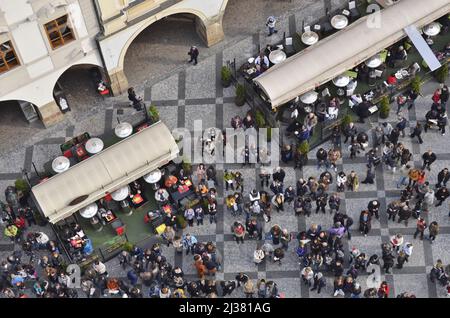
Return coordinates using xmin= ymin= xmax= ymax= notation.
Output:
xmin=253 ymin=0 xmax=450 ymax=109
xmin=31 ymin=121 xmax=179 ymax=224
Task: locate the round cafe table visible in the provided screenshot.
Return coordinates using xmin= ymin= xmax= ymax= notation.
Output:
xmin=423 ymin=22 xmax=441 ymax=37
xmin=111 ymin=186 xmax=132 ymax=215
xmin=115 ymin=122 xmax=133 ymax=138
xmin=332 ymin=74 xmax=351 ymax=87
xmin=300 ymin=91 xmax=318 ymax=104
xmin=365 ymin=54 xmax=382 ymax=69
xmin=79 ymin=203 xmax=102 ymax=231
xmin=143 ymin=169 xmax=162 ymax=190
xmin=85 ymin=138 xmax=104 ymax=154
xmin=52 ymin=156 xmax=70 ymax=174
xmin=269 ymin=50 xmax=287 ymax=64
xmin=331 ymin=15 xmax=349 ymax=30
xmin=301 ymin=31 xmax=319 ymax=46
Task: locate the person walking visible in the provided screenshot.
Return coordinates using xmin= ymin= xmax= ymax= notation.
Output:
xmin=266 ymin=16 xmax=278 ymax=36
xmin=347 ymin=171 xmax=359 ymax=192
xmin=310 ymin=272 xmax=326 ymax=294
xmin=422 ymin=149 xmax=437 ymax=171
xmin=396 ymin=116 xmax=407 ymax=138
xmin=343 ymin=122 xmax=357 ymax=144
xmin=428 ymin=221 xmax=439 ymax=244
xmin=232 ymin=221 xmax=246 ymax=244
xmin=397 ymin=164 xmax=411 ymax=188
xmin=435 ymin=186 xmax=450 ymax=207
xmin=438 ymin=113 xmax=448 ymax=136
xmin=367 ymin=200 xmax=380 ymax=220
xmin=440 ymin=84 xmax=449 ymax=106
xmin=414 ymin=217 xmax=427 ymax=240
xmin=243 ymin=280 xmax=255 ymax=298
xmin=396 ymin=94 xmax=407 ymax=114
xmin=182 ymin=233 xmax=197 ymax=255
xmin=188 ymin=46 xmax=199 ymax=65
xmin=359 ymin=210 xmax=371 ymax=237
xmin=409 ymin=122 xmax=423 ymax=144
xmin=436 ymin=168 xmax=450 ymax=188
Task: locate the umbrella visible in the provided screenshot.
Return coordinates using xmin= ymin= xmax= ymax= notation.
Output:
xmin=111 ymin=186 xmax=130 ymax=201
xmin=332 ymin=74 xmax=350 ymax=87
xmin=143 ymin=169 xmax=162 ymax=184
xmin=331 ymin=15 xmax=348 ymax=30
xmin=301 ymin=31 xmax=319 ymax=46
xmin=423 ymin=22 xmax=441 ymax=36
xmin=300 ymin=91 xmax=318 ymax=104
xmin=269 ymin=50 xmax=287 ymax=64
xmin=365 ymin=54 xmax=382 ymax=68
xmin=79 ymin=203 xmax=99 ymax=219
xmin=52 ymin=156 xmax=70 ymax=173
xmin=85 ymin=138 xmax=104 ymax=154
xmin=114 ymin=122 xmax=133 ymax=138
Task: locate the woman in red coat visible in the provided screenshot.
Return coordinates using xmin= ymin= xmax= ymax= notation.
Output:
xmin=378 ymin=281 xmax=390 ymax=298
xmin=432 ymin=89 xmax=441 ymax=104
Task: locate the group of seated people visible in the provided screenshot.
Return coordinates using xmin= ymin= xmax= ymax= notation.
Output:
xmin=60 ymin=223 xmax=93 ymax=259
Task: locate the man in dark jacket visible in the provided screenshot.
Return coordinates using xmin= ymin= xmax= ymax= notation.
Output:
xmin=397 ymin=206 xmax=412 ymax=226
xmin=409 ymin=121 xmax=423 ymax=144
xmin=396 ymin=116 xmax=407 ymax=137
xmin=435 ymin=187 xmax=450 ymax=207
xmin=328 ymin=193 xmax=341 ymax=214
xmin=188 ymin=46 xmax=199 ymax=65
xmin=206 ymin=165 xmax=217 ymax=186
xmin=367 ymin=200 xmax=380 ymax=220
xmin=310 ymin=272 xmax=326 ymax=294
xmin=422 ymin=149 xmax=437 ymax=171
xmin=437 ymin=113 xmax=448 ymax=136
xmin=343 ymin=122 xmax=357 ymax=144
xmin=436 ymin=168 xmax=450 ymax=188
xmin=316 ymin=148 xmax=328 ymax=170
xmin=382 ymin=252 xmax=395 ymax=274
xmin=272 ymin=167 xmax=286 ymax=183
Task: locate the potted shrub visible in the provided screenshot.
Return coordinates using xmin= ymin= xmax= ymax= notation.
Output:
xmin=221 ymin=66 xmax=232 ymax=87
xmin=15 ymin=179 xmax=29 ymax=194
xmin=298 ymin=140 xmax=310 ymax=156
xmin=182 ymin=159 xmax=192 ymax=175
xmin=122 ymin=241 xmax=134 ymax=252
xmin=176 ymin=214 xmax=187 ymax=229
xmin=434 ymin=64 xmax=449 ymax=84
xmin=148 ymin=105 xmax=160 ymax=123
xmin=255 ymin=110 xmax=266 ymax=128
xmin=379 ymin=96 xmax=390 ymax=119
xmin=235 ymin=84 xmax=246 ymax=106
xmin=340 ymin=114 xmax=352 ymax=129
xmin=410 ymin=75 xmax=422 ymax=95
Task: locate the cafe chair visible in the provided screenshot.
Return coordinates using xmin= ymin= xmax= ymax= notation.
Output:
xmin=322 ymin=10 xmax=334 ymax=36
xmin=111 ymin=219 xmax=126 ymax=236
xmin=348 ymin=1 xmax=361 ymax=22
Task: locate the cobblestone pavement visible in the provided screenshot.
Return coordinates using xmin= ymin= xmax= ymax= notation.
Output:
xmin=1 ymin=0 xmax=450 ymax=298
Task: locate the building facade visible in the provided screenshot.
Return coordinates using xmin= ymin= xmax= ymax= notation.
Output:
xmin=0 ymin=0 xmax=103 ymax=126
xmin=93 ymin=0 xmax=228 ymax=95
xmin=0 ymin=0 xmax=228 ymax=127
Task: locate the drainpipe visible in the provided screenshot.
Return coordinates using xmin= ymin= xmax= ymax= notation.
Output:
xmin=91 ymin=0 xmax=109 ymax=76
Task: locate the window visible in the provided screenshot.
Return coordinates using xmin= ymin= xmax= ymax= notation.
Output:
xmin=0 ymin=41 xmax=20 ymax=74
xmin=44 ymin=15 xmax=74 ymax=49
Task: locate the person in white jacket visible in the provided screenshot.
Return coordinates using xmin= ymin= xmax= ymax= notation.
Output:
xmin=402 ymin=242 xmax=413 ymax=261
xmin=301 ymin=266 xmax=314 ymax=287
xmin=337 ymin=172 xmax=347 ymax=192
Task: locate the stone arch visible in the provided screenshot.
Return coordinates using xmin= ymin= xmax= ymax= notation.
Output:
xmin=117 ymin=9 xmax=209 ymax=74
xmin=106 ymin=1 xmax=229 ymax=95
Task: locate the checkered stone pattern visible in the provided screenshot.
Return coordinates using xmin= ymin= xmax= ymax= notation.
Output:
xmin=0 ymin=1 xmax=449 ymax=298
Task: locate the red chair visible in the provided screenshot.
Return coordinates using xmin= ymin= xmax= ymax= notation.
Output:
xmin=115 ymin=226 xmax=125 ymax=236
xmin=111 ymin=219 xmax=125 ymax=236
